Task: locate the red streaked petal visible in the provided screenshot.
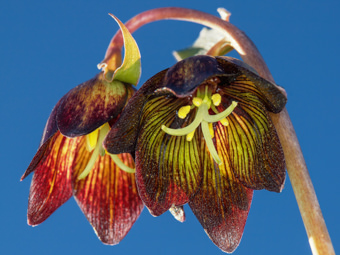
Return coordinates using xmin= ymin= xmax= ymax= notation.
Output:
xmin=21 ymin=100 xmax=61 ymax=180
xmin=57 ymin=74 xmax=129 ymax=137
xmin=73 ymin=139 xmax=143 ymax=245
xmin=27 ymin=132 xmax=80 ymax=225
xmin=135 ymin=96 xmax=202 ymax=216
xmin=189 ymin=147 xmax=253 ymax=253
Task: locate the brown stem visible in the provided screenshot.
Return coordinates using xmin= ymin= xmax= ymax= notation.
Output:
xmin=103 ymin=7 xmax=335 ymax=254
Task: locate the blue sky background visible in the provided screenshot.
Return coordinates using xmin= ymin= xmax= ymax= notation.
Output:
xmin=1 ymin=0 xmax=339 ymax=254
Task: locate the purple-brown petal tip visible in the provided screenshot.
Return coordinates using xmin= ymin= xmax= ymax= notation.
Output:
xmin=57 ymin=74 xmax=129 ymax=137
xmin=163 ymin=55 xmax=224 ymax=97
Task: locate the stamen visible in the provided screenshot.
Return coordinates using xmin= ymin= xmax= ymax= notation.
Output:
xmin=86 ymin=128 xmax=99 ymax=152
xmin=209 ymin=123 xmax=214 ymax=138
xmin=193 ymin=97 xmax=202 ymax=107
xmin=161 ymin=85 xmax=238 ymax=165
xmin=162 ymin=106 xmax=204 ymax=136
xmin=211 ymin=94 xmax=222 ymax=106
xmin=178 ymin=105 xmax=191 ymax=119
xmin=203 ymin=101 xmax=237 ymax=123
xmin=201 ymin=121 xmax=222 ymax=165
xmin=109 ymin=154 xmax=135 ymax=173
xmin=78 ymin=123 xmax=110 ymax=180
xmin=186 ymin=130 xmax=196 ymax=141
xmin=220 ymin=118 xmax=229 ymax=126
xmin=79 ymin=123 xmax=135 ymax=179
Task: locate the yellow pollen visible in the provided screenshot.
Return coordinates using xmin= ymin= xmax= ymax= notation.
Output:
xmin=211 ymin=94 xmax=222 ymax=106
xmin=220 ymin=118 xmax=229 ymax=126
xmin=186 ymin=130 xmax=196 ymax=141
xmin=193 ymin=97 xmax=202 ymax=107
xmin=178 ymin=105 xmax=191 ymax=119
xmin=209 ymin=123 xmax=214 ymax=138
xmin=86 ymin=128 xmax=99 ymax=152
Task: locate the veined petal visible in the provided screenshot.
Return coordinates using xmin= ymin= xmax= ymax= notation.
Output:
xmin=189 ymin=147 xmax=253 ymax=253
xmin=216 ymin=57 xmax=287 ymax=113
xmin=215 ymin=93 xmax=285 ymax=192
xmin=135 ymin=96 xmax=202 ymax=216
xmin=57 ymin=74 xmax=130 ymax=137
xmin=104 ymin=69 xmax=168 ymax=154
xmin=72 ymin=138 xmax=143 ymax=245
xmin=21 ymin=101 xmax=61 ymax=180
xmin=27 ymin=132 xmax=80 ymax=225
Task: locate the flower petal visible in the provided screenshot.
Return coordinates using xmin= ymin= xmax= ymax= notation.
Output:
xmin=135 ymin=96 xmax=202 ymax=216
xmin=216 ymin=87 xmax=286 ymax=192
xmin=21 ymin=101 xmax=61 ymax=180
xmin=189 ymin=148 xmax=253 ymax=253
xmin=216 ymin=57 xmax=287 ymax=113
xmin=169 ymin=205 xmax=186 ymax=223
xmin=104 ymin=69 xmax=168 ymax=154
xmin=72 ymin=138 xmax=143 ymax=245
xmin=57 ymin=74 xmax=130 ymax=137
xmin=163 ymin=55 xmax=224 ymax=97
xmin=27 ymin=132 xmax=79 ymax=225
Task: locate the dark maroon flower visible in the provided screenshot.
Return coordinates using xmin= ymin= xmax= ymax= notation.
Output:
xmin=104 ymin=55 xmax=286 ymax=252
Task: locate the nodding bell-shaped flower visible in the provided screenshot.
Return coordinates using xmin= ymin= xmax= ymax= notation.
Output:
xmin=104 ymin=55 xmax=287 ymax=253
xmin=21 ymin=15 xmax=144 ymax=245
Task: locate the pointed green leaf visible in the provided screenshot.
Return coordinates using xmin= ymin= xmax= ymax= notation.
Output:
xmin=107 ymin=14 xmax=141 ymax=85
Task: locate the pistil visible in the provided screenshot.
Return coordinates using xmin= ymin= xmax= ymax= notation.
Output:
xmin=79 ymin=123 xmax=135 ymax=180
xmin=161 ymin=88 xmax=237 ymax=165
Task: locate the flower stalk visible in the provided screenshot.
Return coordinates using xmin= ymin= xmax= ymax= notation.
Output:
xmin=102 ymin=7 xmax=335 ymax=254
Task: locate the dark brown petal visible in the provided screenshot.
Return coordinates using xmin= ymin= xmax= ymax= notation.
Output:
xmin=216 ymin=57 xmax=287 ymax=113
xmin=40 ymin=99 xmax=60 ymax=146
xmin=215 ymin=93 xmax=285 ymax=192
xmin=27 ymin=132 xmax=80 ymax=225
xmin=57 ymin=73 xmax=129 ymax=137
xmin=135 ymin=96 xmax=202 ymax=216
xmin=162 ymin=55 xmax=224 ymax=97
xmin=72 ymin=138 xmax=143 ymax=245
xmin=189 ymin=145 xmax=253 ymax=253
xmin=104 ymin=70 xmax=168 ymax=154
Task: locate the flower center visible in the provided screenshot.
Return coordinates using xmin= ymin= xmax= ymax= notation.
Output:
xmin=161 ymin=86 xmax=237 ymax=165
xmin=78 ymin=122 xmax=135 ymax=180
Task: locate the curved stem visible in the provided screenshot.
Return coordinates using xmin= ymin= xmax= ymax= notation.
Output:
xmin=103 ymin=7 xmax=335 ymax=254
xmin=101 ymin=7 xmax=272 ymax=79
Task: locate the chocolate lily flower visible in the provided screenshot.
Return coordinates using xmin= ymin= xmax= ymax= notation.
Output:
xmin=21 ymin=16 xmax=144 ymax=245
xmin=104 ymin=55 xmax=287 ymax=252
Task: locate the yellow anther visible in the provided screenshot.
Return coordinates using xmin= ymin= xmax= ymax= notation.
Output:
xmin=186 ymin=130 xmax=196 ymax=141
xmin=211 ymin=94 xmax=222 ymax=106
xmin=209 ymin=123 xmax=214 ymax=138
xmin=86 ymin=128 xmax=99 ymax=152
xmin=193 ymin=97 xmax=202 ymax=107
xmin=178 ymin=105 xmax=191 ymax=119
xmin=220 ymin=118 xmax=229 ymax=126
